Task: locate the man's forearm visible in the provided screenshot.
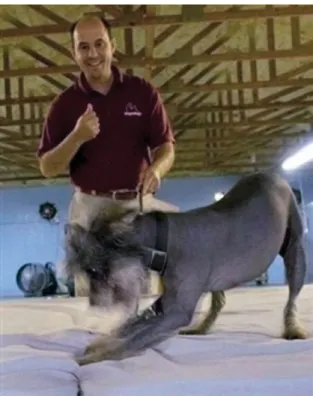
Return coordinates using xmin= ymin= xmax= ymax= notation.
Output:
xmin=150 ymin=142 xmax=175 ymax=178
xmin=39 ymin=130 xmax=84 ymax=178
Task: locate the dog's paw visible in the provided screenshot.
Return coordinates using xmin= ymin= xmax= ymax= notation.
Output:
xmin=179 ymin=328 xmax=207 ymax=336
xmin=76 ymin=353 xmax=99 ymax=366
xmin=76 ymin=336 xmax=125 ymax=365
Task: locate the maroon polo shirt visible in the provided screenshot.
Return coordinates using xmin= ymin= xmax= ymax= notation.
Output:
xmin=37 ymin=66 xmax=174 ymax=192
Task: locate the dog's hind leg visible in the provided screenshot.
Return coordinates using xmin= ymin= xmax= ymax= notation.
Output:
xmin=281 ymin=238 xmax=307 ymax=340
xmin=179 ymin=291 xmax=226 ymax=335
xmin=280 ymin=200 xmax=307 ymax=340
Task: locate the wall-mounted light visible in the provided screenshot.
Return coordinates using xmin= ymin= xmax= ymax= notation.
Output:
xmin=282 ymin=141 xmax=313 ymax=171
xmin=214 ymin=192 xmax=224 ymax=202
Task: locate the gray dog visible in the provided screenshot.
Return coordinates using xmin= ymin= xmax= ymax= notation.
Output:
xmin=64 ymin=172 xmax=307 ymax=365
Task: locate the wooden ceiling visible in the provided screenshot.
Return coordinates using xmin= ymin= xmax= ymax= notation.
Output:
xmin=1 ymin=4 xmax=313 ymax=186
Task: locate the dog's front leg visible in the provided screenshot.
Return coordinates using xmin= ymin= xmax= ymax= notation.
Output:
xmin=78 ymin=304 xmax=191 ymax=364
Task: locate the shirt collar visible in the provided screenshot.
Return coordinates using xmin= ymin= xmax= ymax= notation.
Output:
xmin=77 ymin=65 xmax=124 ymax=94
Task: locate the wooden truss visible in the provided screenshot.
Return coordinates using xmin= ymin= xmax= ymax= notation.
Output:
xmin=0 ymin=4 xmax=313 ymax=185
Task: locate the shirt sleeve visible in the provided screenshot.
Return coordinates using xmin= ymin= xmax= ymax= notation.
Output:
xmin=37 ymin=95 xmax=71 ymax=157
xmin=146 ymin=85 xmax=175 ymax=150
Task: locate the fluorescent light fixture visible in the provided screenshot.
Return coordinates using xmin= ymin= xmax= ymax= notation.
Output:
xmin=282 ymin=142 xmax=313 ymax=171
xmin=214 ymin=192 xmax=224 ymax=201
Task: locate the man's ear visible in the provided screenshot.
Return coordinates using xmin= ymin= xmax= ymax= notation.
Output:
xmin=70 ymin=46 xmax=76 ymax=62
xmin=111 ymin=37 xmax=117 ymax=58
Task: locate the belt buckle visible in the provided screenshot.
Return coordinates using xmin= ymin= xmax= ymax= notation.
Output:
xmin=111 ymin=190 xmax=137 ymax=200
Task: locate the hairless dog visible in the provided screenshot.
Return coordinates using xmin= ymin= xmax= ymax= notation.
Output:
xmin=64 ymin=172 xmax=307 ymax=364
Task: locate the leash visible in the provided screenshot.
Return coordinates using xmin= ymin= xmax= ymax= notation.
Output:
xmin=136 ymin=185 xmax=168 ymax=318
xmin=138 ymin=186 xmax=144 ymax=214
xmin=137 ymin=184 xmax=168 ymax=275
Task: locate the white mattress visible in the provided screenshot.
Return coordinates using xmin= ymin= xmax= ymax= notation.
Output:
xmin=1 ymin=284 xmax=313 ymax=396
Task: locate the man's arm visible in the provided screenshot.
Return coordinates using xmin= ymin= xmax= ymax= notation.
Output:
xmin=150 ymin=141 xmax=175 ymax=179
xmin=38 ymin=102 xmax=99 ymax=178
xmin=140 ymin=84 xmax=176 ymax=194
xmin=146 ymin=85 xmax=176 ymax=176
xmin=39 ymin=131 xmax=84 ymax=178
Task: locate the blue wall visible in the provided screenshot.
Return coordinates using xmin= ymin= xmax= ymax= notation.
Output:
xmin=1 ymin=172 xmax=312 ymax=298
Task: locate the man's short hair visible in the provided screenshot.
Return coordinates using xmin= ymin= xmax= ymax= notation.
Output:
xmin=69 ymin=15 xmax=112 ymax=45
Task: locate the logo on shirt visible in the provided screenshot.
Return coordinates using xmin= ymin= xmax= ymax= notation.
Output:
xmin=124 ymin=102 xmax=142 ymax=117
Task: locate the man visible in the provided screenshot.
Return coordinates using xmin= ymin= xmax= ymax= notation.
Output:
xmin=37 ymin=15 xmax=179 ymax=296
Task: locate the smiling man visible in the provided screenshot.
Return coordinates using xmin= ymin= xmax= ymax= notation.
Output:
xmin=37 ymin=15 xmax=179 ymax=297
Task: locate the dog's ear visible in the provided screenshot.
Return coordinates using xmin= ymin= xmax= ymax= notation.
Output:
xmin=88 ymin=206 xmax=140 ymax=241
xmin=120 ymin=209 xmax=139 ymax=225
xmin=64 ymin=222 xmax=87 ymax=237
xmin=109 ymin=209 xmax=139 ymax=236
xmin=64 ymin=222 xmax=91 ymax=251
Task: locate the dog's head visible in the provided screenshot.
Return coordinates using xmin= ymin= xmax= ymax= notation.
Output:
xmin=63 ymin=206 xmax=149 ymax=311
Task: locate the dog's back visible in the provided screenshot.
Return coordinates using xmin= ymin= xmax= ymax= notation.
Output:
xmin=165 ymin=172 xmax=301 ymax=291
xmin=208 ymin=172 xmax=292 ymax=213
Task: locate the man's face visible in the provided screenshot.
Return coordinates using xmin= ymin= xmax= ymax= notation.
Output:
xmin=72 ymin=18 xmax=115 ymax=81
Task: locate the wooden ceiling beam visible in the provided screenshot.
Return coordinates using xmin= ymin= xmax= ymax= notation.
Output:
xmin=213 ymin=123 xmax=310 ymax=166
xmin=0 ymin=130 xmax=306 ymax=147
xmin=143 ymin=5 xmax=156 ymax=80
xmin=177 ymin=117 xmax=313 ymax=128
xmin=173 ymin=101 xmax=313 ymax=112
xmin=2 ymin=67 xmax=313 ymax=93
xmin=211 ymin=109 xmax=309 ymax=154
xmin=3 ymin=95 xmax=313 ymax=112
xmin=123 ymin=5 xmax=134 ymax=76
xmin=0 ymin=140 xmax=296 ymax=156
xmin=247 ymin=24 xmax=259 ymax=103
xmin=0 ymin=174 xmax=64 ymax=183
xmin=161 ymin=13 xmax=242 ymax=107
xmin=18 ymin=77 xmax=25 ymax=135
xmin=3 ymin=45 xmax=313 ymax=78
xmin=29 ymin=5 xmax=76 ymax=25
xmin=212 ymin=99 xmax=313 ymax=156
xmin=152 ymin=6 xmax=237 ymax=80
xmin=175 ymin=156 xmax=276 ymax=166
xmin=3 ymin=46 xmax=12 ymax=121
xmin=266 ymin=5 xmax=277 ymax=80
xmin=20 ymin=46 xmax=77 ymax=82
xmin=0 ymin=155 xmax=38 ymax=171
xmin=164 ymin=76 xmax=313 ymax=93
xmin=1 ymin=6 xmax=313 ymax=38
xmin=201 ymin=70 xmax=313 ymax=155
xmin=96 ymin=5 xmax=124 ymax=18
xmin=291 ymin=15 xmax=301 ymax=48
xmin=229 ymin=133 xmax=307 ymax=163
xmin=172 ymin=161 xmax=274 ymax=171
xmin=177 ymin=146 xmax=291 ymax=154
xmin=1 ymin=116 xmax=312 ymax=128
xmin=177 ymin=133 xmax=308 ymax=145
xmin=0 ymin=159 xmax=273 ymax=173
xmin=1 ymin=13 xmax=73 ymax=60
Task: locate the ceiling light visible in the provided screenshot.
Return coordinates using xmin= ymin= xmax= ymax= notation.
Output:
xmin=282 ymin=142 xmax=313 ymax=171
xmin=214 ymin=192 xmax=224 ymax=202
